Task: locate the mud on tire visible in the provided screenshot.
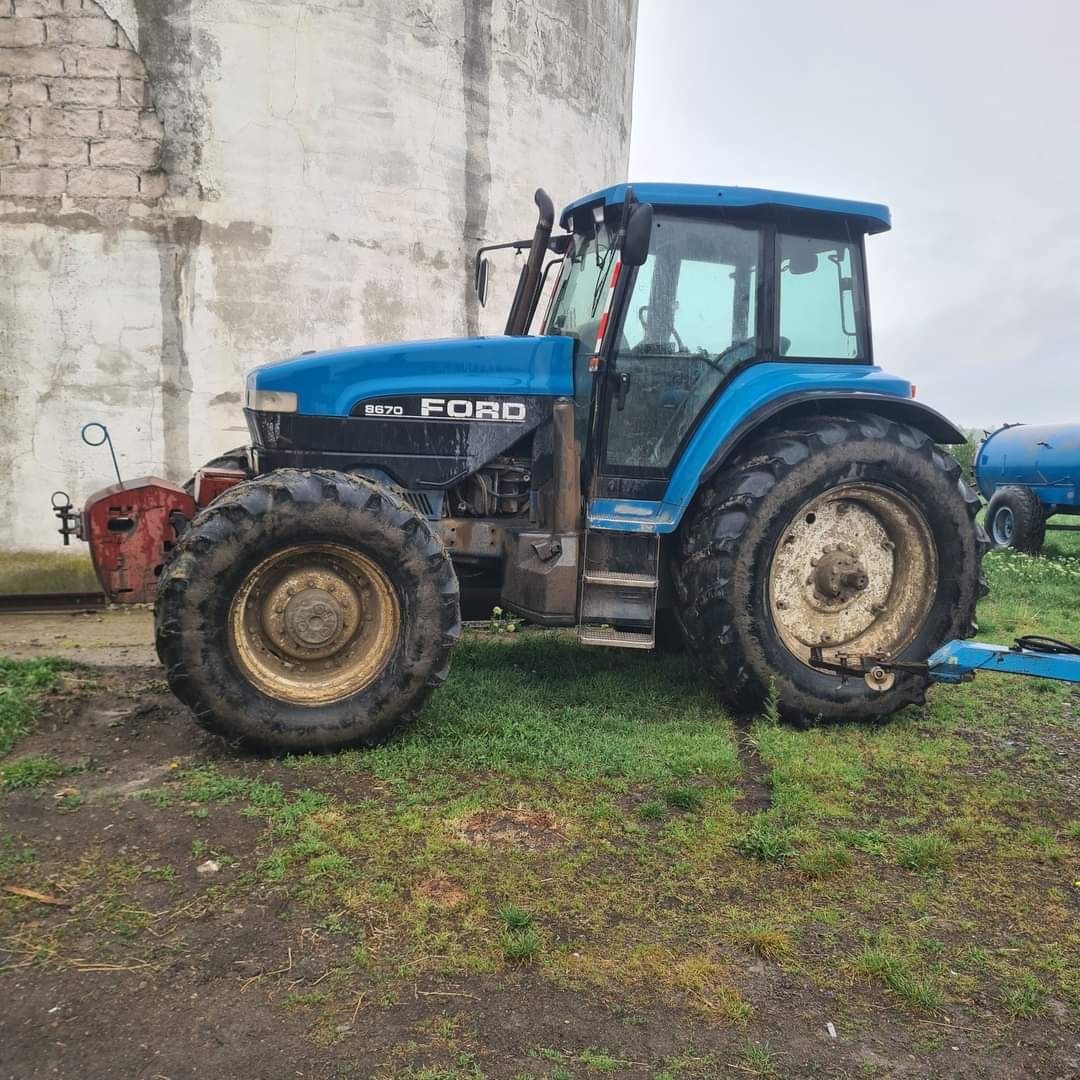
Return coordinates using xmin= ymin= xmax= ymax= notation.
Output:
xmin=155 ymin=469 xmax=461 ymax=752
xmin=672 ymin=415 xmax=989 ymax=723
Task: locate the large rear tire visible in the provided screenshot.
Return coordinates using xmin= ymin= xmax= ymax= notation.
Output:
xmin=155 ymin=469 xmax=460 ymax=751
xmin=673 ymin=415 xmax=988 ymax=722
xmin=986 ymin=485 xmax=1045 ymax=553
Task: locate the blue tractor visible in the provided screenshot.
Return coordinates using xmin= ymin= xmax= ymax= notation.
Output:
xmin=975 ymin=423 xmax=1080 ymax=553
xmin=149 ymin=184 xmax=988 ymax=750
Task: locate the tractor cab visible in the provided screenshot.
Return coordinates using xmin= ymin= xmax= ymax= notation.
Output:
xmin=531 ymin=185 xmax=887 ymax=507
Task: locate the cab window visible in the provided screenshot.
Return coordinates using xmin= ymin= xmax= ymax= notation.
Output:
xmin=777 ymin=234 xmax=866 ymax=359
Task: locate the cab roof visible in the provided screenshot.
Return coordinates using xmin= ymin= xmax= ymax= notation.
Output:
xmin=559 ymin=182 xmax=892 ymax=235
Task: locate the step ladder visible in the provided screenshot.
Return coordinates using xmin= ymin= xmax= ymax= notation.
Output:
xmin=577 ymin=529 xmax=659 ymax=649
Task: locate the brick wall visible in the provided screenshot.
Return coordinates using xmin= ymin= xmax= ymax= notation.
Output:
xmin=0 ymin=0 xmax=164 ymax=199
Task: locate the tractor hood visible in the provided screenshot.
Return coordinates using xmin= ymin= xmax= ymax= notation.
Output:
xmin=246 ymin=335 xmax=574 ymax=418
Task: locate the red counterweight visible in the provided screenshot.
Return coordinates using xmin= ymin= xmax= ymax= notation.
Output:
xmin=78 ymin=469 xmax=248 ymax=604
xmin=82 ymin=478 xmax=196 ymax=604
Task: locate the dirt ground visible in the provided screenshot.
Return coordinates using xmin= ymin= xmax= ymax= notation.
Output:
xmin=1 ymin=612 xmax=1077 ymax=1080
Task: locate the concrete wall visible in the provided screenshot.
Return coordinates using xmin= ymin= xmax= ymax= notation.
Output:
xmin=0 ymin=0 xmax=637 ymax=550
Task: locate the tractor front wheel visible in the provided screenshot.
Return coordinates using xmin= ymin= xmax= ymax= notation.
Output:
xmin=155 ymin=469 xmax=460 ymax=751
xmin=673 ymin=415 xmax=988 ymax=723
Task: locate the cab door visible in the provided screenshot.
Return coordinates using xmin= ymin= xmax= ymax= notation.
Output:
xmin=594 ymin=215 xmax=761 ymax=499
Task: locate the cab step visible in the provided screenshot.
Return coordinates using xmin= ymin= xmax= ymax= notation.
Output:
xmin=581 ymin=571 xmax=658 ymax=589
xmin=577 ymin=625 xmax=656 ymax=649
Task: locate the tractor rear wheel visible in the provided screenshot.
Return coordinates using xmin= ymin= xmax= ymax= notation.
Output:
xmin=673 ymin=415 xmax=988 ymax=723
xmin=986 ymin=485 xmax=1045 ymax=553
xmin=155 ymin=469 xmax=460 ymax=751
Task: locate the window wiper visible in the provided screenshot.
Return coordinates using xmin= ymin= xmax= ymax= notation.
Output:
xmin=590 ymin=244 xmax=618 ymax=318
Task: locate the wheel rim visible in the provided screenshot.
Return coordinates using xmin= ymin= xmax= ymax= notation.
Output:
xmin=992 ymin=506 xmax=1014 ymax=546
xmin=228 ymin=543 xmax=400 ymax=706
xmin=767 ymin=483 xmax=938 ymax=669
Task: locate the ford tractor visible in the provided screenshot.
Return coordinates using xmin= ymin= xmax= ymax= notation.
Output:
xmin=56 ymin=184 xmax=989 ymax=750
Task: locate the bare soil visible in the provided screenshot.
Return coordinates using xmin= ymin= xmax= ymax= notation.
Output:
xmin=1 ymin=616 xmax=1077 ymax=1079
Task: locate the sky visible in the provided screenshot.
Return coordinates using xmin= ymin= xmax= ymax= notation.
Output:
xmin=628 ymin=0 xmax=1080 ymax=429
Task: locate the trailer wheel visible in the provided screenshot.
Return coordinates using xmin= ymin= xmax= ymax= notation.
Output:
xmin=155 ymin=469 xmax=460 ymax=752
xmin=986 ymin=486 xmax=1045 ymax=553
xmin=673 ymin=415 xmax=988 ymax=722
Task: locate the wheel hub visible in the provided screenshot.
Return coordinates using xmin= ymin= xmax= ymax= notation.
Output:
xmin=768 ymin=484 xmax=937 ymax=665
xmin=813 ymin=545 xmax=869 ymax=603
xmin=285 ymin=588 xmax=344 ymax=648
xmin=228 ymin=544 xmax=399 ymax=706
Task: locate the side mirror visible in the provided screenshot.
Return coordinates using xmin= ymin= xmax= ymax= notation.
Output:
xmin=475 ymin=256 xmax=490 ymax=308
xmin=621 ymin=202 xmax=653 ymax=268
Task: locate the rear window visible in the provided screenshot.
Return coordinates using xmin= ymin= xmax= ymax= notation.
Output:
xmin=777 ymin=234 xmax=866 ymax=359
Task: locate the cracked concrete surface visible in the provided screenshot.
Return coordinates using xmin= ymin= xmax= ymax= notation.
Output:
xmin=1 ymin=0 xmax=637 ymax=551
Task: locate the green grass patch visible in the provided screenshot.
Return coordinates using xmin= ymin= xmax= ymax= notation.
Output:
xmin=0 ymin=657 xmax=76 ymax=758
xmin=0 ymin=753 xmax=70 ymax=791
xmin=895 ymin=834 xmax=953 ymax=872
xmin=736 ymin=813 xmax=795 ymax=862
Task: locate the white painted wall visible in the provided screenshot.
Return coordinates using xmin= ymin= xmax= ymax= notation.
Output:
xmin=1 ymin=0 xmax=637 ymax=550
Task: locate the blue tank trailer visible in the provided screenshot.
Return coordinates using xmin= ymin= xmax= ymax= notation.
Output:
xmin=974 ymin=423 xmax=1080 ymax=552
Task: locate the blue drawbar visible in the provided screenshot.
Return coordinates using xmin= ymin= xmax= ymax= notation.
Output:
xmin=248 ymin=335 xmax=575 ymax=417
xmin=560 ymin=183 xmax=891 ymax=234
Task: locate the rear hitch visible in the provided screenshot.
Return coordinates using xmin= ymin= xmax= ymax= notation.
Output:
xmin=51 ymin=491 xmax=80 ymax=546
xmin=808 ymin=647 xmax=941 ymax=693
xmin=810 ymin=636 xmax=1080 ymax=691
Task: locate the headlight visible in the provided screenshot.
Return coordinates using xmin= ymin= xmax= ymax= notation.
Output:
xmin=246 ymin=388 xmax=298 ymax=413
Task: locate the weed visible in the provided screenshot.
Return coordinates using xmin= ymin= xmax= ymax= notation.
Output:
xmin=742 ymin=925 xmax=794 ymax=962
xmin=578 ymin=1048 xmax=618 ymax=1071
xmin=488 ymin=606 xmax=522 ymax=634
xmin=1003 ymin=974 xmax=1047 ymax=1019
xmin=761 ymin=678 xmax=781 ymax=727
xmin=0 ymin=753 xmax=70 ymax=790
xmin=855 ymin=946 xmax=943 ymax=1011
xmin=663 ymin=786 xmax=703 ymax=812
xmin=501 ymin=925 xmax=541 ymax=963
xmin=497 ymin=904 xmax=534 ymax=931
xmin=796 ymin=842 xmax=852 ymax=880
xmin=736 ymin=813 xmax=795 ymax=862
xmin=834 ymin=827 xmax=887 ymax=855
xmin=638 ymin=799 xmax=666 ymax=822
xmin=895 ymin=834 xmax=953 ymax=872
xmin=739 ymin=1042 xmax=781 ymax=1078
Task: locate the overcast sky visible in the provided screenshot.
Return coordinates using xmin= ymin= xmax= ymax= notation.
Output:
xmin=629 ymin=0 xmax=1080 ymax=429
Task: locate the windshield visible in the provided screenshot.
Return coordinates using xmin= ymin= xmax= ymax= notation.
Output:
xmin=542 ymin=230 xmax=618 ymax=353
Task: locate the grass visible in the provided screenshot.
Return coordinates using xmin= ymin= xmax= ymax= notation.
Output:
xmin=0 ymin=753 xmax=71 ymax=791
xmin=0 ymin=551 xmax=99 ymax=594
xmin=895 ymin=834 xmax=953 ymax=872
xmin=0 ymin=528 xmax=1077 ymax=1066
xmin=0 ymin=657 xmax=76 ymax=758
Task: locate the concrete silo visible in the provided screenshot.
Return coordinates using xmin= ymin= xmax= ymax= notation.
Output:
xmin=0 ymin=0 xmax=638 ymax=550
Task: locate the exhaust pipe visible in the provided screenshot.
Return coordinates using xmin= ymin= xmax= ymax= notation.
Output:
xmin=504 ymin=188 xmax=555 ymax=336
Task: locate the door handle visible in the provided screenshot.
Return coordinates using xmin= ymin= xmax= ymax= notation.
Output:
xmin=614 ymin=371 xmax=632 ymax=411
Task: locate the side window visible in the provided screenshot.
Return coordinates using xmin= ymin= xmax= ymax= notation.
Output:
xmin=604 ymin=216 xmax=759 ymax=472
xmin=778 ymin=234 xmax=864 ymax=359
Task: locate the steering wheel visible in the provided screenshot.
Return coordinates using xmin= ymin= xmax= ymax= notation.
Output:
xmin=697 ymin=338 xmax=753 ymax=374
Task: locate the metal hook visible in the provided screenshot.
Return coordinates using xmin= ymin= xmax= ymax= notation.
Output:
xmin=81 ymin=422 xmax=123 ymax=488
